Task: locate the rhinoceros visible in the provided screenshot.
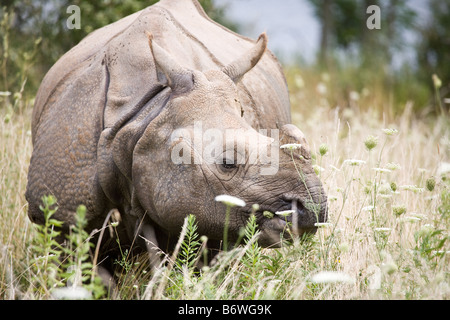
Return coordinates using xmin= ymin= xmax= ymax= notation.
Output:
xmin=26 ymin=0 xmax=327 ymax=265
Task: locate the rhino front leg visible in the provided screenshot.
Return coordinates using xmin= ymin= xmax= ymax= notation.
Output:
xmin=140 ymin=223 xmax=162 ymax=270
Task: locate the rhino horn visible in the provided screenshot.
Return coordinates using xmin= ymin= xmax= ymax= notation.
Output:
xmin=146 ymin=31 xmax=193 ymax=94
xmin=222 ymin=32 xmax=268 ymax=83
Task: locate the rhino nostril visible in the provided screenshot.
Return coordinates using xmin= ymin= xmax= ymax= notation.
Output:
xmin=279 ymin=196 xmax=326 ymax=226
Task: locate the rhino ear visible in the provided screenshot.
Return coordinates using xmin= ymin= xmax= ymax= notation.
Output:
xmin=280 ymin=124 xmax=311 ymax=160
xmin=222 ymin=32 xmax=268 ymax=83
xmin=146 ymin=32 xmax=193 ymax=94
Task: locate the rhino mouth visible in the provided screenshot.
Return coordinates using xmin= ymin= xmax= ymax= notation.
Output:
xmin=242 ymin=198 xmax=323 ymax=247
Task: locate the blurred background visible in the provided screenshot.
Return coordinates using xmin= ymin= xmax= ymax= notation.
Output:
xmin=0 ymin=0 xmax=449 ymax=119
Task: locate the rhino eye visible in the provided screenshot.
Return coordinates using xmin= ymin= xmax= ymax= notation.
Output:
xmin=221 ymin=158 xmax=237 ymax=170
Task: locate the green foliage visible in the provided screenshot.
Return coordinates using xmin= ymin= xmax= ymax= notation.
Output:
xmin=0 ymin=6 xmax=42 ymax=107
xmin=417 ymin=1 xmax=450 ymax=90
xmin=438 ymin=181 xmax=450 ymax=222
xmin=29 ymin=196 xmax=105 ymax=299
xmin=176 ymin=214 xmax=201 ymax=270
xmin=413 ymin=180 xmax=450 ymax=269
xmin=114 ymin=235 xmax=133 ymax=274
xmin=413 ymin=228 xmax=447 ymax=268
xmin=30 ymin=195 xmax=63 ymax=293
xmin=62 ymin=205 xmax=105 ymax=299
xmin=240 ymin=215 xmax=264 ymax=298
xmin=243 ymin=214 xmax=261 ymax=269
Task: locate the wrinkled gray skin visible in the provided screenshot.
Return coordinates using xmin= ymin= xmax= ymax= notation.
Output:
xmin=26 ymin=0 xmax=327 ymax=263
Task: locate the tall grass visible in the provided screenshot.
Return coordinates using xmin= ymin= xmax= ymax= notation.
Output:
xmin=0 ymin=104 xmax=33 ymax=299
xmin=0 ymin=89 xmax=448 ymax=299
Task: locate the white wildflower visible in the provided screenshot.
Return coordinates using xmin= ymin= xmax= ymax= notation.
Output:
xmin=328 ymin=195 xmax=338 ymax=202
xmin=399 ymin=216 xmax=421 ymax=223
xmin=381 ymin=261 xmax=398 ymax=275
xmin=275 ymin=210 xmax=295 ymax=217
xmin=310 ymin=271 xmax=355 ymax=284
xmin=374 ymin=227 xmax=391 ymax=233
xmin=372 ymin=168 xmax=392 ymax=173
xmin=329 ymin=165 xmax=341 ymax=172
xmin=399 ymin=185 xmax=424 ymax=193
xmin=386 ymin=162 xmax=401 ymax=171
xmin=378 ymin=183 xmax=392 ymax=195
xmin=339 ymin=242 xmax=350 ymax=253
xmin=349 ymin=91 xmax=360 ymax=101
xmin=362 ymin=205 xmax=375 ymax=211
xmin=314 ymin=222 xmax=333 ymax=228
xmin=437 ymin=162 xmax=450 ymax=176
xmin=294 ymin=74 xmax=304 ymax=89
xmin=433 ymin=251 xmax=450 ymax=255
xmin=321 ymin=72 xmax=330 ymax=82
xmin=410 ymin=212 xmax=427 ymax=220
xmin=417 ymin=224 xmax=434 ymax=237
xmin=344 ymin=159 xmax=366 ymax=166
xmin=316 ymin=82 xmax=327 ymax=95
xmin=214 ymin=195 xmax=246 ymax=207
xmin=52 ymin=286 xmax=92 ymax=300
xmin=382 ymin=128 xmax=398 ymax=136
xmin=280 ymin=143 xmax=302 ymax=150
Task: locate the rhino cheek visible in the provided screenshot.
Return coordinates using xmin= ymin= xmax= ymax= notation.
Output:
xmin=133 ymin=148 xmax=208 ymax=235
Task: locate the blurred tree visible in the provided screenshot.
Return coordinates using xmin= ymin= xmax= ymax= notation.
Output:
xmin=417 ymin=0 xmax=450 ymax=98
xmin=314 ymin=0 xmax=333 ymax=68
xmin=0 ymin=0 xmax=238 ymax=99
xmin=307 ymin=0 xmax=416 ymax=69
xmin=305 ymin=0 xmax=432 ymax=115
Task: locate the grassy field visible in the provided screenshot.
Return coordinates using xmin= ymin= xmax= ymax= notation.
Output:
xmin=0 ymin=69 xmax=449 ymax=300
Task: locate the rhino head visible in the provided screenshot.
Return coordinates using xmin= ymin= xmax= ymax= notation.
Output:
xmin=118 ymin=32 xmax=327 ymax=251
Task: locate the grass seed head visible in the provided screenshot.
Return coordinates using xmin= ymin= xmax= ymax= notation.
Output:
xmin=432 ymin=74 xmax=442 ymax=89
xmin=319 ymin=143 xmax=329 ymax=156
xmin=426 ymin=178 xmax=436 ymax=192
xmin=364 ymin=135 xmax=378 ymax=151
xmin=392 ymin=205 xmax=407 ymax=216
